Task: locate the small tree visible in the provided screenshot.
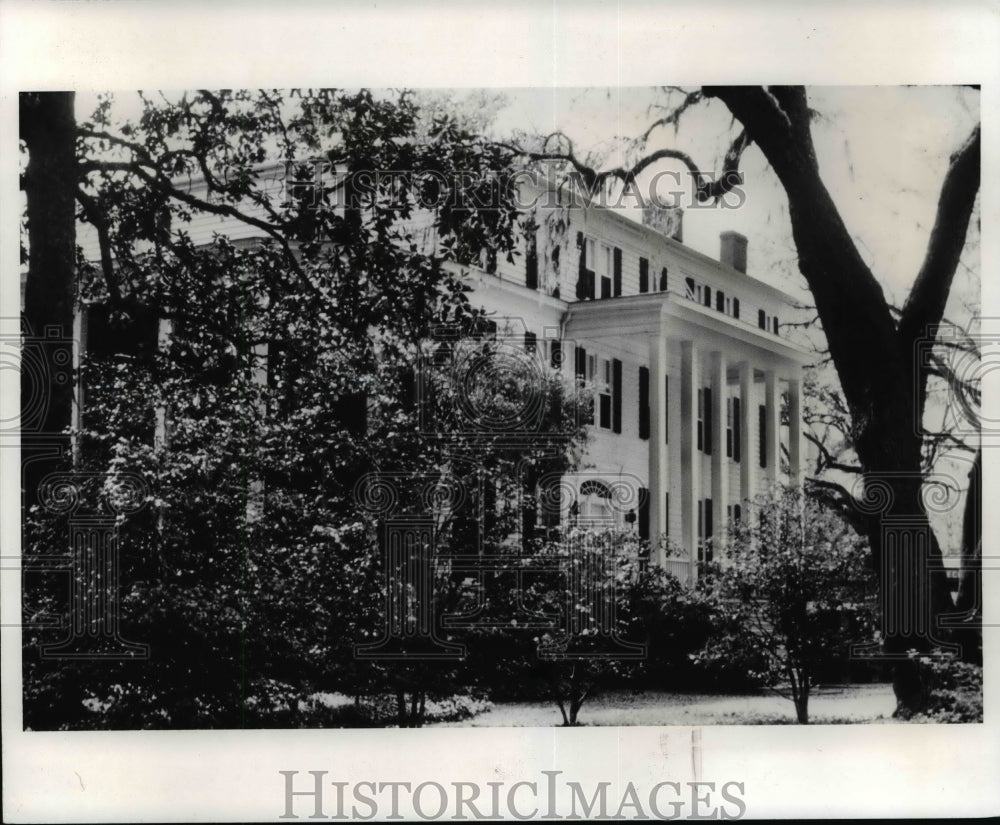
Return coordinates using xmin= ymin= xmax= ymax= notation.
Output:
xmin=700 ymin=488 xmax=878 ymax=723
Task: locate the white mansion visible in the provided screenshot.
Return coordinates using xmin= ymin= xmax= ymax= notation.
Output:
xmin=69 ymin=170 xmax=810 ymax=583
xmin=454 ymin=191 xmax=811 ymax=581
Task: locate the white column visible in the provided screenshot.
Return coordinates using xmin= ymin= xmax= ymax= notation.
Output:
xmin=764 ymin=368 xmax=781 ymax=489
xmin=788 ymin=374 xmax=803 ymax=488
xmin=681 ymin=341 xmax=700 ymax=575
xmin=648 ymin=332 xmax=668 ymax=565
xmin=710 ymin=351 xmax=728 ymax=554
xmin=738 ymin=361 xmax=756 ymax=507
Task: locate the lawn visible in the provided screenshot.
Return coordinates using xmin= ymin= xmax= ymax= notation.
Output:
xmin=436 ymin=683 xmax=898 ymax=726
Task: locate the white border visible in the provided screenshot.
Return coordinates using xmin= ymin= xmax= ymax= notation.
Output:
xmin=2 ymin=1 xmax=998 ymax=820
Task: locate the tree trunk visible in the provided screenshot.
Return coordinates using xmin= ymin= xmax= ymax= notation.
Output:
xmin=954 ymin=450 xmax=982 ymax=664
xmin=704 ymin=86 xmax=976 ymax=714
xmin=20 ymin=92 xmax=78 ymax=504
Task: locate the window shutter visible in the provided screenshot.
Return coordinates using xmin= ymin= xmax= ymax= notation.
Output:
xmin=704 ymin=286 xmax=712 ymax=308
xmin=575 ymin=346 xmax=587 ymax=381
xmin=576 ymin=232 xmax=588 ymax=300
xmin=639 ymin=257 xmax=649 ymax=293
xmin=550 ymin=340 xmax=563 ymax=369
xmin=664 ymin=375 xmax=669 ymax=443
xmin=524 ymin=331 xmax=536 ymax=352
xmin=716 ymin=290 xmax=725 ymax=312
xmin=601 ymin=276 xmax=612 ymax=299
xmin=733 ymin=297 xmax=740 ymax=319
xmin=612 ymin=358 xmax=622 ymax=433
xmin=704 ymin=387 xmax=713 ymax=455
xmin=759 ymin=403 xmax=767 ymax=468
xmin=773 ymin=316 xmax=780 ymax=334
xmin=638 ymin=487 xmax=650 ymax=541
xmin=660 ymin=267 xmax=668 ymax=291
xmin=638 ymin=366 xmax=650 ymax=440
xmin=525 ymin=225 xmax=538 ymax=290
xmin=758 ymin=309 xmax=766 ymax=329
xmin=613 ymin=247 xmax=622 ymax=296
xmin=733 ymin=397 xmax=741 ymax=463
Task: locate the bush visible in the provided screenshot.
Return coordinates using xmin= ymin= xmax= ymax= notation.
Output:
xmin=902 ymin=651 xmax=983 ymax=723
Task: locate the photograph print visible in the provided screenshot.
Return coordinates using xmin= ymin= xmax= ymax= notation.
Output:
xmin=18 ymin=85 xmax=982 ymax=731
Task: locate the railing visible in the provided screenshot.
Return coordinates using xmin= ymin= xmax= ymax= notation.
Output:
xmin=663 ymin=556 xmax=693 ymax=583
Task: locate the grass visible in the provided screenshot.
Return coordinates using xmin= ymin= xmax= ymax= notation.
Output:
xmin=436 ymin=683 xmax=898 ymax=726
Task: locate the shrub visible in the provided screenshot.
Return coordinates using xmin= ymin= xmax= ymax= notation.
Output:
xmin=902 ymin=651 xmax=983 ymax=723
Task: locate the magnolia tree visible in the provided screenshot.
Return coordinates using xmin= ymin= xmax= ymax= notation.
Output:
xmin=697 ymin=488 xmax=878 ymax=724
xmin=20 ymin=89 xmax=586 ymax=729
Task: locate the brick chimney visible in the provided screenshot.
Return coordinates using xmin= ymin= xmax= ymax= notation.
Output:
xmin=720 ymin=231 xmax=747 ymax=273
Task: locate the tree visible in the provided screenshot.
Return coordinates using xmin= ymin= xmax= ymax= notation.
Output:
xmin=21 ymin=89 xmax=567 ymax=728
xmin=509 ymin=86 xmax=980 ymax=712
xmin=699 ymin=489 xmax=878 ymax=724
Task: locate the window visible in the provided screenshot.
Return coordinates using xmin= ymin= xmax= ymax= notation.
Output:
xmin=639 ymin=257 xmax=649 ymax=293
xmin=599 ymin=358 xmax=612 ymax=430
xmin=697 ymin=498 xmax=714 ymax=562
xmin=773 ymin=316 xmax=780 ymax=335
xmin=758 ymin=403 xmax=767 ymax=468
xmin=703 ymin=286 xmax=712 ymax=308
xmin=758 ymin=309 xmax=767 ymax=330
xmin=580 ymin=479 xmax=613 ymax=524
xmin=685 ymin=276 xmax=696 ymax=300
xmin=733 ymin=298 xmax=740 ymax=319
xmin=638 ymin=366 xmax=650 ymax=440
xmin=716 ymin=290 xmax=725 ymax=312
xmin=659 ymin=267 xmax=668 ymax=291
xmin=601 ymin=276 xmax=612 ymax=299
xmin=734 ymin=504 xmax=742 ymax=523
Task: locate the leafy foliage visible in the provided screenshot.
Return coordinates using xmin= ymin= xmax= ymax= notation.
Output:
xmin=694 ymin=488 xmax=879 ymax=723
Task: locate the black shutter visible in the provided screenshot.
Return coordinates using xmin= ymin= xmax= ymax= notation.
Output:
xmin=576 ymin=232 xmax=588 ymax=300
xmin=638 ymin=366 xmax=650 ymax=440
xmin=758 ymin=309 xmax=766 ymax=329
xmin=525 ymin=331 xmax=536 ymax=352
xmin=716 ymin=290 xmax=725 ymax=312
xmin=575 ymin=346 xmax=586 ymax=381
xmin=704 ymin=498 xmax=714 ymax=562
xmin=638 ymin=487 xmax=650 ymax=541
xmin=612 ymin=358 xmax=622 ymax=434
xmin=550 ymin=340 xmax=563 ymax=369
xmin=525 ymin=225 xmax=538 ymax=290
xmin=660 ymin=267 xmax=668 ymax=291
xmin=704 ymin=387 xmax=712 ymax=455
xmin=601 ymin=277 xmax=612 ymax=299
xmin=773 ymin=316 xmax=780 ymax=334
xmin=639 ymin=257 xmax=649 ymax=293
xmin=733 ymin=397 xmax=741 ymax=463
xmin=733 ymin=297 xmax=740 ymax=319
xmin=664 ymin=374 xmax=669 ymax=443
xmin=613 ymin=247 xmax=622 ymax=296
xmin=704 ymin=286 xmax=712 ymax=308
xmin=759 ymin=403 xmax=767 ymax=468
